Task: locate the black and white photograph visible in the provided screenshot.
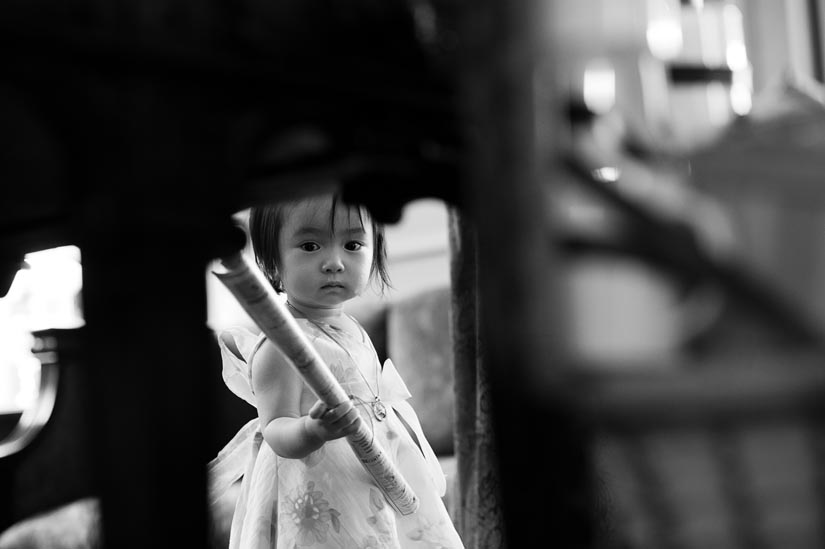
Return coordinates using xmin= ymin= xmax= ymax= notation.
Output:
xmin=3 ymin=1 xmax=825 ymax=548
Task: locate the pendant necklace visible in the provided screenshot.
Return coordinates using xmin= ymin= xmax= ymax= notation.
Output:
xmin=287 ymin=301 xmax=388 ymax=421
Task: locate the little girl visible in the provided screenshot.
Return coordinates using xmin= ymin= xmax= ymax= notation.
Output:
xmin=212 ymin=192 xmax=465 ymax=548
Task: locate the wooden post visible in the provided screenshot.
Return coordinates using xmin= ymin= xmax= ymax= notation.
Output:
xmin=76 ymin=84 xmax=232 ymax=548
xmin=453 ymin=0 xmax=596 ymax=546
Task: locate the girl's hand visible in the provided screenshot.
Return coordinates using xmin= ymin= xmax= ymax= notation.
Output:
xmin=304 ymin=399 xmax=361 ymax=443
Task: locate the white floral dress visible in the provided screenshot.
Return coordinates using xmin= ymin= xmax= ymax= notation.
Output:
xmin=209 ymin=319 xmax=464 ymax=549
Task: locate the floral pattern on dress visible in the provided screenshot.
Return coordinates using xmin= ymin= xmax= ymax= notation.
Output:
xmin=327 ymin=358 xmax=346 ymax=384
xmin=365 ymin=488 xmax=394 ymax=546
xmin=406 ymin=514 xmax=451 ymax=546
xmin=342 ymin=365 xmax=364 ymax=389
xmin=216 ymin=321 xmax=465 ymax=549
xmin=282 ymin=481 xmax=341 ymax=546
xmin=361 ymin=535 xmax=381 ymax=548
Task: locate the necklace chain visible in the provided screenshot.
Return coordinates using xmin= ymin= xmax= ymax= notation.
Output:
xmin=286 ymin=301 xmax=387 ymax=421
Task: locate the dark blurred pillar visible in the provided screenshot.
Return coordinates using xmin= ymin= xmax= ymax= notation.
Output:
xmin=77 ymin=84 xmax=230 ymax=549
xmin=453 ymin=0 xmax=596 ymax=546
xmin=449 ymin=208 xmax=506 ymax=549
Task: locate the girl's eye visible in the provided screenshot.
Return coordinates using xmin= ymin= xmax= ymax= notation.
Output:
xmin=344 ymin=241 xmax=364 ymax=251
xmin=299 ymin=242 xmax=320 ymax=252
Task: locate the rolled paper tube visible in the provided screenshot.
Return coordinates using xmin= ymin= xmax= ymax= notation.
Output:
xmin=214 ymin=252 xmax=420 ymax=515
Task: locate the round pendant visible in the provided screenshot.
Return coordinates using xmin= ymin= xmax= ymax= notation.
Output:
xmin=372 ymin=399 xmax=388 ymax=421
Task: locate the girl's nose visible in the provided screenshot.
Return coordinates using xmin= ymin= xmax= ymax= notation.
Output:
xmin=322 ymin=253 xmax=344 ymax=273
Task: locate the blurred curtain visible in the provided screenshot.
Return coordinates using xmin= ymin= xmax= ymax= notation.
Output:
xmin=447 ymin=208 xmax=506 ymax=549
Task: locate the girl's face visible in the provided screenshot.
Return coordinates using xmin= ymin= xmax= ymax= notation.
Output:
xmin=278 ymin=196 xmax=374 ymax=313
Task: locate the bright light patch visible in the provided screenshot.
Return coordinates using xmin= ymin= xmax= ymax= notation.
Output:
xmin=730 ymin=64 xmax=753 ymax=116
xmin=646 ymin=0 xmax=683 ymax=60
xmin=15 ymin=246 xmax=84 ymax=331
xmin=730 ymin=83 xmax=752 ymax=116
xmin=723 ymin=5 xmax=748 ymax=71
xmin=726 ymin=41 xmax=748 ymax=71
xmin=593 ymin=166 xmax=621 ymax=182
xmin=0 ymin=245 xmax=83 ymax=413
xmin=583 ymin=58 xmax=616 ymax=115
xmin=647 ymin=19 xmax=683 ymax=60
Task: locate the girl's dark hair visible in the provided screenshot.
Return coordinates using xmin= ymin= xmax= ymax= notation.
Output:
xmin=248 ymin=194 xmax=391 ymax=294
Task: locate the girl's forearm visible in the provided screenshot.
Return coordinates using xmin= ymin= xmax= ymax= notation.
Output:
xmin=264 ymin=416 xmax=325 ymax=459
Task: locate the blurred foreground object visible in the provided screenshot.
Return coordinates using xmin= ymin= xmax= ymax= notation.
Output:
xmin=689 ymin=77 xmax=825 ymax=330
